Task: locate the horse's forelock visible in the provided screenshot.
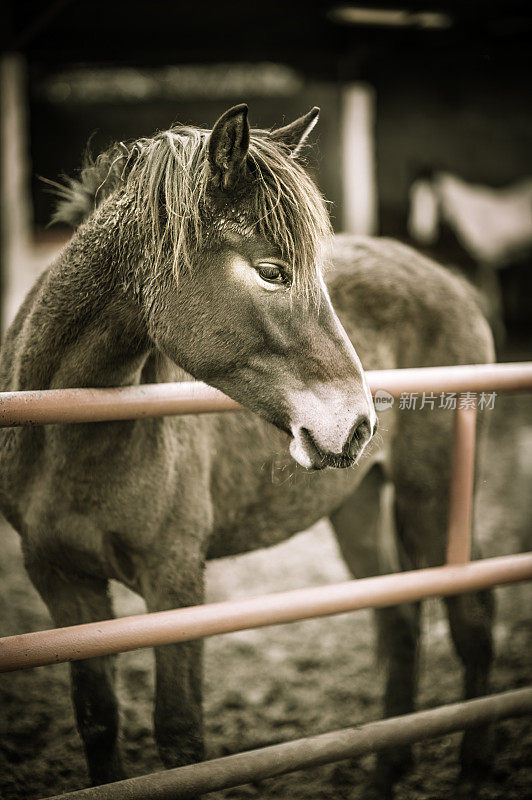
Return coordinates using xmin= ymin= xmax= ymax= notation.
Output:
xmin=245 ymin=135 xmax=332 ymax=297
xmin=52 ymin=123 xmax=332 ymax=297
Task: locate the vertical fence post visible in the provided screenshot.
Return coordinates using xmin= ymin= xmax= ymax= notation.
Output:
xmin=446 ymin=404 xmax=477 ymax=564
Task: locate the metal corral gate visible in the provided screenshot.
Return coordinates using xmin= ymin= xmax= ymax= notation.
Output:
xmin=1 ymin=362 xmax=532 ymax=800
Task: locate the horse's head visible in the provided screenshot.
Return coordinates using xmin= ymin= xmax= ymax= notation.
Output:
xmin=135 ymin=105 xmax=376 ymax=469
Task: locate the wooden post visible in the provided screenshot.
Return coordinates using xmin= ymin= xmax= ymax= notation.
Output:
xmin=341 ymin=83 xmax=377 ymax=235
xmin=0 ymin=52 xmax=32 ymax=335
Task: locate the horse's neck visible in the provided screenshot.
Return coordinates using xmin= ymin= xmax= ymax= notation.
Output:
xmin=9 ymin=228 xmax=150 ymax=392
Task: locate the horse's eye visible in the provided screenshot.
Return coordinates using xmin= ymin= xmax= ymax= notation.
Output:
xmin=256 ymin=263 xmax=289 ymax=285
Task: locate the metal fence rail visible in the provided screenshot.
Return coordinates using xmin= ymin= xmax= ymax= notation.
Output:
xmin=1 ymin=553 xmax=531 ymax=673
xmin=1 ymin=361 xmax=531 ymax=799
xmin=44 ymin=688 xmax=532 ymax=800
xmin=0 ymin=362 xmax=531 ymax=427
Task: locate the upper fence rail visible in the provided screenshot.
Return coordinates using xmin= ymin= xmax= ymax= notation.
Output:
xmin=1 ymin=362 xmax=532 ymax=427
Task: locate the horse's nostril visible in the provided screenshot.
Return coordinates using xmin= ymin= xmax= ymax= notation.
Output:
xmin=300 ymin=427 xmax=326 ymax=461
xmin=354 ymin=415 xmax=371 ymax=442
xmin=372 ymin=418 xmax=379 ymax=436
xmin=346 ymin=415 xmax=371 ymax=457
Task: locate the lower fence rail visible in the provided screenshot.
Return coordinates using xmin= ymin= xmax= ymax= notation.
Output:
xmin=44 ymin=687 xmax=532 ymax=800
xmin=1 ymin=553 xmax=531 ymax=672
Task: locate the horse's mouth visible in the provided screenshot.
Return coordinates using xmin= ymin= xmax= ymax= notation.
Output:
xmin=302 ymin=453 xmax=356 ymax=471
xmin=304 ymin=456 xmax=356 ymax=472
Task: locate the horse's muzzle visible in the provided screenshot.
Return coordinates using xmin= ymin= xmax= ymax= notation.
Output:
xmin=290 ymin=414 xmax=375 ymax=470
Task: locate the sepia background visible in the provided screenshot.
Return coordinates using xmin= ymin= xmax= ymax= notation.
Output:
xmin=1 ymin=2 xmax=531 ymax=798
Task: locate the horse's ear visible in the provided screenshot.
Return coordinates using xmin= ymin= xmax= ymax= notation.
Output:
xmin=270 ymin=107 xmax=320 ymax=156
xmin=208 ymin=104 xmax=250 ymax=190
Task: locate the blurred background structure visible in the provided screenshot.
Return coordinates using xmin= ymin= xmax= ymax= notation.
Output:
xmin=2 ymin=0 xmax=532 ymax=342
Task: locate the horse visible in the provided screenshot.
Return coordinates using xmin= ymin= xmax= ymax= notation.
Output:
xmin=0 ymin=105 xmax=495 ymax=798
xmin=408 ymin=169 xmax=532 ymax=349
xmin=408 ymin=170 xmax=532 ymax=267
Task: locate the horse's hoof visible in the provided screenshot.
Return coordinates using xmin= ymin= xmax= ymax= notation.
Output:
xmin=89 ymin=767 xmax=127 ymax=787
xmin=456 ymin=772 xmax=485 ymax=800
xmin=360 ymin=781 xmax=394 ymax=800
xmin=376 ymin=746 xmax=414 ymax=783
xmin=89 ymin=751 xmax=127 ymax=787
xmin=459 ymin=725 xmax=494 ymax=777
xmin=355 ymin=747 xmax=414 ymax=800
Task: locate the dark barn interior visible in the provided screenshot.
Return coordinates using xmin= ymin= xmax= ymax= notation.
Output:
xmin=4 ymin=1 xmax=532 ymax=334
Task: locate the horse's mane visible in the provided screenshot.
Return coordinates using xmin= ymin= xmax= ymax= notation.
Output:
xmin=49 ymin=125 xmax=332 ymax=295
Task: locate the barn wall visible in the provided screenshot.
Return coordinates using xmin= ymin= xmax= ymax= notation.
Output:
xmin=373 ymin=64 xmax=532 ymax=237
xmin=28 ymin=76 xmax=343 ymax=230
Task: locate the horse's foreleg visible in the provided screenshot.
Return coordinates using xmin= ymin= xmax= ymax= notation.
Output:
xmin=444 ymin=577 xmax=495 ymax=777
xmin=24 ymin=557 xmax=124 ymax=786
xmin=331 ymin=465 xmax=420 ymax=799
xmin=372 ymin=599 xmax=421 ymax=796
xmin=392 ymin=422 xmax=495 ymax=790
xmin=142 ymin=555 xmax=205 ymax=770
xmin=70 ymin=655 xmax=123 ymax=786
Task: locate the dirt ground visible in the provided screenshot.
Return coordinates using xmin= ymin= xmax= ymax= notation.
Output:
xmin=1 ymin=389 xmax=531 ymax=800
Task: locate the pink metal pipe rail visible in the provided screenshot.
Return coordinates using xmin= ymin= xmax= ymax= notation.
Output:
xmin=446 ymin=405 xmax=477 ymax=565
xmin=42 ymin=688 xmax=532 ymax=800
xmin=0 ymin=362 xmax=531 ymax=427
xmin=1 ymin=553 xmax=531 ymax=673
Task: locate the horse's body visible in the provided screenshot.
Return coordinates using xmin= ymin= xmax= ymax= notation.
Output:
xmin=0 ymin=107 xmax=495 ymax=797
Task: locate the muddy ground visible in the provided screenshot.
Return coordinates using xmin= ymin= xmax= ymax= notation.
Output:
xmin=1 ymin=389 xmax=531 ymax=800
